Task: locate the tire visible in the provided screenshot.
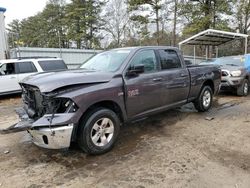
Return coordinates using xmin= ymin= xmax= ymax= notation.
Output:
xmin=78 ymin=108 xmax=120 ymax=155
xmin=194 ymin=85 xmax=213 ymax=112
xmin=237 ymin=79 xmax=249 ymax=96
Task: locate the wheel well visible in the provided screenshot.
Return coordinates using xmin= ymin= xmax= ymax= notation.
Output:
xmin=73 ymin=100 xmax=124 ymax=141
xmin=82 ymin=101 xmax=124 ymax=123
xmin=203 ymin=80 xmax=214 ymax=94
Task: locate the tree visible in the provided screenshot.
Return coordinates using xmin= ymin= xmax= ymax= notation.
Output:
xmin=172 ymin=0 xmax=178 ymax=46
xmin=41 ymin=0 xmax=66 ymax=48
xmin=101 ymin=0 xmax=129 ymax=47
xmin=130 ymin=15 xmax=150 ymax=45
xmin=64 ymin=0 xmax=103 ymax=49
xmin=7 ymin=0 xmax=67 ymax=48
xmin=128 ymin=0 xmax=164 ymax=45
xmin=7 ymin=19 xmax=22 ymax=48
xmin=230 ymin=0 xmax=250 ymax=52
xmin=179 ymin=0 xmax=233 ymax=35
xmin=20 ymin=14 xmax=47 ymax=47
xmin=234 ymin=0 xmax=250 ymax=34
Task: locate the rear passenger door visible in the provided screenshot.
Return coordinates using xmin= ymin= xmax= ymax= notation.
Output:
xmin=0 ymin=63 xmax=20 ymax=93
xmin=157 ymin=49 xmax=190 ymax=105
xmin=17 ymin=61 xmax=38 ymax=82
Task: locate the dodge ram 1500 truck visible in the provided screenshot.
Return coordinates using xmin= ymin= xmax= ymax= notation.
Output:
xmin=1 ymin=46 xmax=221 ymax=155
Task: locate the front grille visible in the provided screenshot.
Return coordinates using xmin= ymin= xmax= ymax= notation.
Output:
xmin=222 ymin=71 xmax=229 ymax=77
xmin=21 ymin=84 xmax=46 ymax=119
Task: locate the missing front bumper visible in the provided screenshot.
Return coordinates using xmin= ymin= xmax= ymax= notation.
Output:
xmin=1 ymin=107 xmax=77 ymax=149
xmin=29 ymin=124 xmax=74 ymax=149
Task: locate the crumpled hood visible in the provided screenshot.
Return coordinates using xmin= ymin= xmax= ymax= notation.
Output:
xmin=20 ymin=69 xmax=114 ymax=93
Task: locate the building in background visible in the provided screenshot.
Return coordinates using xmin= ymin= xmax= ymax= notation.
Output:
xmin=10 ymin=47 xmax=101 ymax=69
xmin=0 ymin=7 xmax=8 ymax=60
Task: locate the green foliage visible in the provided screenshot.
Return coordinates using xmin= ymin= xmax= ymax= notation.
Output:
xmin=7 ymin=0 xmax=103 ymax=49
xmin=128 ymin=0 xmax=163 ymax=45
xmin=179 ymin=0 xmax=234 ymax=35
xmin=6 ymin=0 xmax=250 ymax=55
xmin=7 ymin=19 xmax=21 ymax=48
xmin=234 ymin=0 xmax=250 ymax=34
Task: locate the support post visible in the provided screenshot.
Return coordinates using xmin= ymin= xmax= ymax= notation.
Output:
xmin=245 ymin=37 xmax=248 ymax=54
xmin=216 ymin=46 xmax=218 ymax=58
xmin=194 ymin=45 xmax=196 ymax=64
xmin=205 ymin=46 xmax=208 ymax=60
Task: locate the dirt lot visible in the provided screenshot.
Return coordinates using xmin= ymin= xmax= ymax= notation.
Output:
xmin=1 ymin=94 xmax=250 ymax=188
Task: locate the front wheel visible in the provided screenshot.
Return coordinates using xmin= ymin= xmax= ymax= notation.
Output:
xmin=78 ymin=108 xmax=120 ymax=155
xmin=237 ymin=79 xmax=249 ymax=96
xmin=194 ymin=85 xmax=213 ymax=112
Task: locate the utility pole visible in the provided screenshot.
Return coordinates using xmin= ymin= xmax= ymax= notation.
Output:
xmin=0 ymin=7 xmax=8 ymax=59
xmin=173 ymin=0 xmax=178 ymax=46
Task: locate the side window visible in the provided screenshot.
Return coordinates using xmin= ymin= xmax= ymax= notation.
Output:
xmin=18 ymin=62 xmax=37 ymax=73
xmin=0 ymin=63 xmax=17 ymax=75
xmin=159 ymin=49 xmax=182 ymax=70
xmin=129 ymin=50 xmax=157 ymax=73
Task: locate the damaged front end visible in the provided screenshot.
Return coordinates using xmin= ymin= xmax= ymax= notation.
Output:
xmin=1 ymin=84 xmax=79 ymax=149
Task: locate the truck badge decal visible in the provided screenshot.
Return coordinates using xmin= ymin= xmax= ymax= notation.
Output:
xmin=128 ymin=89 xmax=139 ymax=97
xmin=118 ymin=92 xmax=124 ymax=96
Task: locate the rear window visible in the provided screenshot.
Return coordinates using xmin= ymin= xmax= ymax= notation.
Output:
xmin=159 ymin=49 xmax=182 ymax=69
xmin=38 ymin=60 xmax=67 ymax=71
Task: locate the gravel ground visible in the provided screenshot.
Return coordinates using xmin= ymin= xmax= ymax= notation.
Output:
xmin=1 ymin=93 xmax=250 ymax=188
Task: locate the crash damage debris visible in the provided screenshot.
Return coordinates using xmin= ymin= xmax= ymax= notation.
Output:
xmin=205 ymin=116 xmax=214 ymax=121
xmin=0 ymin=120 xmax=33 ymax=134
xmin=3 ymin=150 xmax=10 ymax=154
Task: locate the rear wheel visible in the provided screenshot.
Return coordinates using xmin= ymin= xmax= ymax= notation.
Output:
xmin=237 ymin=79 xmax=249 ymax=96
xmin=78 ymin=108 xmax=120 ymax=155
xmin=194 ymin=85 xmax=213 ymax=112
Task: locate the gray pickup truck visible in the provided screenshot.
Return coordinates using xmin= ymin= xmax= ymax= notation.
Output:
xmin=2 ymin=46 xmax=221 ymax=154
xmin=201 ymin=56 xmax=250 ymax=96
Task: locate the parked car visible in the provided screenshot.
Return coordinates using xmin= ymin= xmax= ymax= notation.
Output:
xmin=201 ymin=56 xmax=250 ymax=96
xmin=0 ymin=57 xmax=67 ymax=95
xmin=2 ymin=46 xmax=221 ymax=154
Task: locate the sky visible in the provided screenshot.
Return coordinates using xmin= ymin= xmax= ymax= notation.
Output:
xmin=0 ymin=0 xmax=47 ymax=26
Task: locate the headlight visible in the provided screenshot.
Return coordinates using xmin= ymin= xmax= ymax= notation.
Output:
xmin=230 ymin=70 xmax=242 ymax=77
xmin=46 ymin=98 xmax=78 ymax=114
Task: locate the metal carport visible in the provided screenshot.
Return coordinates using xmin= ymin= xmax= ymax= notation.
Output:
xmin=179 ymin=29 xmax=249 ymax=63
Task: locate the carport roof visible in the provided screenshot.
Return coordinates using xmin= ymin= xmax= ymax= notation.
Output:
xmin=179 ymin=29 xmax=248 ymax=46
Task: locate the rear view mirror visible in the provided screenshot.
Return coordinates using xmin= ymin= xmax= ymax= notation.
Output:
xmin=127 ymin=64 xmax=145 ymax=76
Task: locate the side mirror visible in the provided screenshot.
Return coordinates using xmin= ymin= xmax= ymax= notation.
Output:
xmin=127 ymin=64 xmax=145 ymax=77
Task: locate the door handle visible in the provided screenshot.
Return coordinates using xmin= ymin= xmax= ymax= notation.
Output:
xmin=10 ymin=76 xmax=17 ymax=79
xmin=152 ymin=78 xmax=163 ymax=82
xmin=180 ymin=73 xmax=186 ymax=77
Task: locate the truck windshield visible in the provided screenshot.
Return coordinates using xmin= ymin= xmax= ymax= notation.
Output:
xmin=80 ymin=50 xmax=131 ymax=72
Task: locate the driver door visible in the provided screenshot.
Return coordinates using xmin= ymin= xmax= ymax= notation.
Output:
xmin=0 ymin=63 xmax=20 ymax=93
xmin=124 ymin=49 xmax=164 ymax=118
